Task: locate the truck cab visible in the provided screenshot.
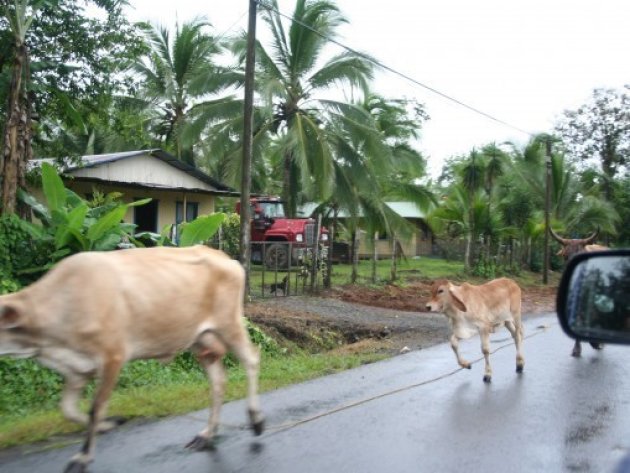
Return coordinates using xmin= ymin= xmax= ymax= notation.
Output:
xmin=236 ymin=197 xmax=329 ymax=268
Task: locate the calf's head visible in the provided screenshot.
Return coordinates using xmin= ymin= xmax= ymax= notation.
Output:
xmin=425 ymin=279 xmax=467 ymax=313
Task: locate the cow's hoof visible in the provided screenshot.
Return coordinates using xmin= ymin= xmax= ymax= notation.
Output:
xmin=249 ymin=410 xmax=265 ymax=436
xmin=516 ymin=365 xmax=524 ymax=373
xmin=571 ymin=349 xmax=581 ymax=358
xmin=590 ymin=343 xmax=604 ymax=350
xmin=98 ymin=416 xmax=128 ymax=433
xmin=185 ymin=435 xmax=215 ymax=451
xmin=251 ymin=418 xmax=265 ymax=436
xmin=483 ymin=375 xmax=492 ymax=383
xmin=64 ymin=460 xmax=87 ymax=473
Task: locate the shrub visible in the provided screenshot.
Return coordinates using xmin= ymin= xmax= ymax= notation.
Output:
xmin=0 ymin=214 xmax=53 ymax=289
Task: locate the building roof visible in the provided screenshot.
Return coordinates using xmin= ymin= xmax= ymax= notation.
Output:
xmin=32 ymin=149 xmax=239 ymax=196
xmin=299 ymin=202 xmax=426 ymax=219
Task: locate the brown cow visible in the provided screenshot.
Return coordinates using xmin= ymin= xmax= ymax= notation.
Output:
xmin=0 ymin=246 xmax=264 ymax=473
xmin=426 ymin=278 xmax=524 ymax=383
xmin=550 ymin=227 xmax=607 ymax=357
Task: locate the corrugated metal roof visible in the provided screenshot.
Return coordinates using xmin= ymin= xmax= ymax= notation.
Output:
xmin=31 ymin=149 xmax=238 ymax=196
xmin=385 ymin=202 xmax=425 ymax=219
xmin=299 ymin=202 xmax=425 ymax=219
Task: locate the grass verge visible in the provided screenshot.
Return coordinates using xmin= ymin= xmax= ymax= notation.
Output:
xmin=0 ymin=350 xmax=385 ymax=449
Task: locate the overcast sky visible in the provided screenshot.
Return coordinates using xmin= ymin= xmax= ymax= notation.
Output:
xmin=125 ymin=0 xmax=629 ymax=175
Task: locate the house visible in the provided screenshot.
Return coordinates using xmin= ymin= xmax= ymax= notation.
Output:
xmin=300 ymin=201 xmax=434 ymax=259
xmin=30 ymin=149 xmax=238 ymax=234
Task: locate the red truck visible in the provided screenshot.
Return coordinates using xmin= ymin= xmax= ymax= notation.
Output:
xmin=236 ymin=196 xmax=329 ymax=268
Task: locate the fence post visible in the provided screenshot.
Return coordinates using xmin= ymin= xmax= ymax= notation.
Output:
xmin=310 ymin=214 xmax=322 ymax=292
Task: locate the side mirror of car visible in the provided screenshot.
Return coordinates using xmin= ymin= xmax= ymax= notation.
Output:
xmin=556 ymin=249 xmax=630 ymax=345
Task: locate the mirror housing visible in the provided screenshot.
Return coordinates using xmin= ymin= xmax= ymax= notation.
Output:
xmin=556 ymin=249 xmax=630 ymax=345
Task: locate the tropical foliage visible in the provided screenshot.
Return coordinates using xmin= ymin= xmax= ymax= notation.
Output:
xmin=0 ymin=0 xmax=626 ymax=280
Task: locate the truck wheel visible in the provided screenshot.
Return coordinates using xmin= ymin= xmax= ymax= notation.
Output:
xmin=265 ymin=243 xmax=289 ymax=269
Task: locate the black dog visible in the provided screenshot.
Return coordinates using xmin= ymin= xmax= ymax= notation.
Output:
xmin=270 ymin=275 xmax=289 ymax=296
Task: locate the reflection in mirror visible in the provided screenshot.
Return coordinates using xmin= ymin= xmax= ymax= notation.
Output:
xmin=567 ymin=255 xmax=630 ymax=340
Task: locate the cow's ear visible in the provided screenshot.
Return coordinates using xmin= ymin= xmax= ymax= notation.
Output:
xmin=0 ymin=304 xmax=21 ymax=329
xmin=449 ymin=286 xmax=467 ymax=312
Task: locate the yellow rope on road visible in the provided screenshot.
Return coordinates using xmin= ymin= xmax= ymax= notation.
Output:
xmin=211 ymin=322 xmax=556 ymax=436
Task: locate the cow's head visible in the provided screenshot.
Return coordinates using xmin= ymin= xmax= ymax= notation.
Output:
xmin=426 ymin=279 xmax=467 ymax=313
xmin=0 ymin=299 xmax=37 ymax=357
xmin=550 ymin=227 xmax=599 ymax=261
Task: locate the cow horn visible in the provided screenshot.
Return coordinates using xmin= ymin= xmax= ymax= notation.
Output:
xmin=549 ymin=227 xmax=569 ymax=245
xmin=582 ymin=227 xmax=599 ymax=244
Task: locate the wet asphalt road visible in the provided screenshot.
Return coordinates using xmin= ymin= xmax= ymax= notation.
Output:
xmin=2 ymin=313 xmax=630 ymax=473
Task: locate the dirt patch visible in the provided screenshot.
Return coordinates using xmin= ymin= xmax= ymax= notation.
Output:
xmin=330 ymin=280 xmax=558 ymax=315
xmin=246 ymin=280 xmax=557 ymax=355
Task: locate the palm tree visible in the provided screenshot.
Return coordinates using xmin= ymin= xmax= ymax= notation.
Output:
xmin=254 ymin=0 xmax=377 ymax=216
xmin=316 ymin=94 xmax=434 ymax=283
xmin=133 ymin=18 xmax=240 ymax=165
xmin=1 ymin=0 xmax=38 ymax=215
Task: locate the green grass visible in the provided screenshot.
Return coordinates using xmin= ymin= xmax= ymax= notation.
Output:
xmin=0 ymin=351 xmax=385 ymax=449
xmin=248 ymin=257 xmax=467 ymax=297
xmin=248 ymin=256 xmax=554 ymax=292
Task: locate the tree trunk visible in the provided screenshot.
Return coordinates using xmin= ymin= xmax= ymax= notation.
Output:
xmin=282 ymin=151 xmax=295 ymax=217
xmin=2 ymin=41 xmax=28 ymax=216
xmin=351 ymin=230 xmax=358 ymax=284
xmin=324 ymin=207 xmax=337 ymax=289
xmin=371 ymin=233 xmax=377 ymax=283
xmin=390 ymin=236 xmax=398 ymax=282
xmin=464 ymin=232 xmax=472 ymax=272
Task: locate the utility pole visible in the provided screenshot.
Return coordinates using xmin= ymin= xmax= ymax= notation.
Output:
xmin=543 ymin=139 xmax=552 ymax=285
xmin=239 ymin=0 xmax=258 ymax=296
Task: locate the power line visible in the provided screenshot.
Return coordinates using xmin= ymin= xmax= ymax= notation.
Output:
xmin=255 ymin=0 xmax=535 ymax=138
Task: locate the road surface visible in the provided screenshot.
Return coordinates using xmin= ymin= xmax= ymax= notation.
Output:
xmin=2 ymin=313 xmax=629 ymax=473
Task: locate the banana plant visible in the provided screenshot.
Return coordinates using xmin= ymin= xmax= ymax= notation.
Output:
xmin=18 ymin=162 xmax=150 ymax=262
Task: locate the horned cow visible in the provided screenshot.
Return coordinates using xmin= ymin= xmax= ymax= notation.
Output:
xmin=550 ymin=227 xmax=608 ymax=357
xmin=426 ymin=278 xmax=524 ymax=383
xmin=0 ymin=246 xmax=264 ymax=473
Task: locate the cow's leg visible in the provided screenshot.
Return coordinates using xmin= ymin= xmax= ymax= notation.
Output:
xmin=480 ymin=330 xmax=492 ymax=383
xmin=226 ymin=327 xmax=264 ymax=436
xmin=449 ymin=334 xmax=471 ymax=370
xmin=60 ymin=374 xmax=89 ymax=426
xmin=61 ymin=374 xmax=125 ymax=432
xmin=572 ymin=340 xmax=582 ymax=357
xmin=590 ymin=342 xmax=603 ymax=350
xmin=64 ymin=358 xmax=123 ymax=473
xmin=505 ymin=321 xmax=525 ymax=373
xmin=186 ymin=332 xmax=227 ymax=451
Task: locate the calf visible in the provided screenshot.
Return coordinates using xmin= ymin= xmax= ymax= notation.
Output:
xmin=550 ymin=227 xmax=607 ymax=356
xmin=426 ymin=278 xmax=524 ymax=383
xmin=0 ymin=246 xmax=264 ymax=473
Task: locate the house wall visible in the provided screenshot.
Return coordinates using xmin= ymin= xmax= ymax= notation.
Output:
xmin=29 ymin=181 xmax=215 ymax=232
xmin=355 ymin=220 xmax=433 ymax=258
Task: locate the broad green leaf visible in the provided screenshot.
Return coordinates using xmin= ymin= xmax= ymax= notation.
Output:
xmin=41 ymin=162 xmax=67 ymax=212
xmin=92 ymin=233 xmax=122 ymax=251
xmin=67 ymin=204 xmax=89 ymax=231
xmin=86 ymin=206 xmax=128 ymax=243
xmin=17 ymin=188 xmax=51 ymax=225
xmin=65 ymin=189 xmax=84 ymax=209
xmin=51 ymin=209 xmax=68 ymax=226
xmin=54 ymin=204 xmax=88 ymax=249
xmin=128 ymin=198 xmax=152 ymax=208
xmin=179 ymin=213 xmax=225 ymax=247
xmin=67 ymin=228 xmax=89 ymax=251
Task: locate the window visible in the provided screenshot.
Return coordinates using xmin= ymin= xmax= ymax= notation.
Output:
xmin=134 ymin=199 xmax=159 ymax=233
xmin=176 ymin=201 xmax=199 ymax=224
